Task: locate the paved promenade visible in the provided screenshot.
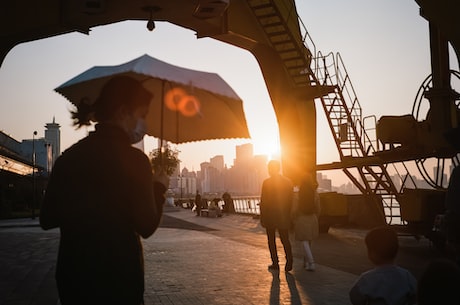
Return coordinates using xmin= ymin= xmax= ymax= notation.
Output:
xmin=0 ymin=207 xmax=441 ymax=305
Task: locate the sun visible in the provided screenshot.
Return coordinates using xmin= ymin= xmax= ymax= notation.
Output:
xmin=253 ymin=136 xmax=281 ymax=161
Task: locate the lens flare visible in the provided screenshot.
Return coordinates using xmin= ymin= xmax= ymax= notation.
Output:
xmin=180 ymin=95 xmax=200 ymax=117
xmin=165 ymin=87 xmax=186 ymax=111
xmin=164 ymin=87 xmax=200 ymax=117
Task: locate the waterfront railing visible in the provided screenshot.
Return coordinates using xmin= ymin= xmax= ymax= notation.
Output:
xmin=231 ymin=196 xmax=260 ymax=215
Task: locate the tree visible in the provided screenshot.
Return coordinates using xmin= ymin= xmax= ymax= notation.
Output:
xmin=149 ymin=147 xmax=180 ymax=176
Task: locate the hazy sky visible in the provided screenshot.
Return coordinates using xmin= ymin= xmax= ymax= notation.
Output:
xmin=0 ymin=1 xmax=456 ymax=184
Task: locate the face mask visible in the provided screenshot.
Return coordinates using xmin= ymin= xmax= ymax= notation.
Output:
xmin=128 ymin=118 xmax=147 ymax=144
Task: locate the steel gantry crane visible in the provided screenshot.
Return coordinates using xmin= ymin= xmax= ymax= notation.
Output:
xmin=2 ymin=0 xmax=460 ymax=242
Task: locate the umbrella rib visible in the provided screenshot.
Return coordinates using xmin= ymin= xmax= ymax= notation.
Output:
xmin=160 ymin=80 xmax=165 ymax=151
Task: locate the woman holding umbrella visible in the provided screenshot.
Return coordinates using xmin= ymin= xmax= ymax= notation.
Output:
xmin=40 ymin=76 xmax=168 ymax=305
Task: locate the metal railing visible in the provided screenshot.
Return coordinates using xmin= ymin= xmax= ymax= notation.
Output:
xmin=231 ymin=196 xmax=261 ymax=215
xmin=176 ymin=196 xmax=261 ymax=215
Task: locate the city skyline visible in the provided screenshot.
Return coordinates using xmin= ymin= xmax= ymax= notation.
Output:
xmin=3 ymin=115 xmax=454 ymax=193
xmin=175 ymin=141 xmax=449 ymax=193
xmin=0 ymin=120 xmax=451 ymax=198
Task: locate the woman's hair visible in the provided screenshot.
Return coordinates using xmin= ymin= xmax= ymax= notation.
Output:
xmin=298 ymin=173 xmax=318 ymax=214
xmin=71 ymin=75 xmax=153 ymax=128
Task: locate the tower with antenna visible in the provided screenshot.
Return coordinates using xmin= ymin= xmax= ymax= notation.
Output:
xmin=44 ymin=117 xmax=60 ymax=166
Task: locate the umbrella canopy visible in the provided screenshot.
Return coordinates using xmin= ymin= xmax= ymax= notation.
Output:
xmin=55 ymin=54 xmax=250 ymax=144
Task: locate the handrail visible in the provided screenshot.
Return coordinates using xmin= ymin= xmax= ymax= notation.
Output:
xmin=362 ymin=115 xmax=379 ymax=153
xmin=232 ymin=196 xmax=261 ymax=215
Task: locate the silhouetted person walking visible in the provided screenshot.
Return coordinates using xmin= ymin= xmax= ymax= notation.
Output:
xmin=260 ymin=160 xmax=294 ymax=272
xmin=40 ymin=76 xmax=168 ymax=305
xmin=195 ymin=190 xmax=202 ymax=216
xmin=222 ymin=191 xmax=235 ymax=214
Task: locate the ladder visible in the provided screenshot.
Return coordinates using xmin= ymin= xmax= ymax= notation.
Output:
xmin=314 ymin=52 xmax=404 ymax=224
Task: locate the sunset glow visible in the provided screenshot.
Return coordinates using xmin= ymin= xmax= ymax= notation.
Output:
xmin=253 ymin=135 xmax=281 ymax=161
xmin=0 ymin=1 xmax=441 ymax=187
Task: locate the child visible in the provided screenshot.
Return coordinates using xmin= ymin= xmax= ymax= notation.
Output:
xmin=349 ymin=226 xmax=417 ymax=305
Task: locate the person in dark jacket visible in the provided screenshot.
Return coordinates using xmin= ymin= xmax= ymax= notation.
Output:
xmin=195 ymin=190 xmax=202 ymax=216
xmin=222 ymin=191 xmax=235 ymax=214
xmin=259 ymin=160 xmax=294 ymax=272
xmin=40 ymin=76 xmax=168 ymax=305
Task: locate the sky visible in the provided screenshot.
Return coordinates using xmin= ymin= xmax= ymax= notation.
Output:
xmin=0 ymin=0 xmax=457 ymax=185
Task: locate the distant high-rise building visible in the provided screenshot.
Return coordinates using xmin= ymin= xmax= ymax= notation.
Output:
xmin=210 ymin=155 xmax=224 ymax=172
xmin=317 ymin=172 xmax=332 ymax=191
xmin=44 ymin=117 xmax=61 ymax=165
xmin=235 ymin=143 xmax=253 ymax=166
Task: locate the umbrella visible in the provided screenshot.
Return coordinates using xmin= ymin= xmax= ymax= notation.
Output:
xmin=55 ymin=54 xmax=250 ymax=145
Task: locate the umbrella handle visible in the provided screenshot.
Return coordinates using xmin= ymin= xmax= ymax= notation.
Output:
xmin=160 ymin=80 xmax=165 ymax=153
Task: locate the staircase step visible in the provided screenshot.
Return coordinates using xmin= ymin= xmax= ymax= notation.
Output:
xmin=248 ymin=1 xmax=273 ymax=10
xmin=279 ymin=50 xmax=303 ymax=60
xmin=285 ymin=58 xmax=308 ymax=66
xmin=253 ymin=10 xmax=277 ymax=18
xmin=269 ymin=35 xmax=292 ymax=44
xmin=273 ymin=42 xmax=296 ymax=51
xmin=259 ymin=16 xmax=282 ymax=25
xmin=266 ymin=29 xmax=290 ymax=37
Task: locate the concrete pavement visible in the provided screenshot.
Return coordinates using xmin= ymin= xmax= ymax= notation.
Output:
xmin=0 ymin=206 xmax=441 ymax=304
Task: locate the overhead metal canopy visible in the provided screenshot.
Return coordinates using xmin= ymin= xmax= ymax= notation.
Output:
xmin=0 ymin=0 xmax=268 ymax=66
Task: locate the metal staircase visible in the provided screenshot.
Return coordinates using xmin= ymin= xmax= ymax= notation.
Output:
xmin=248 ymin=0 xmax=411 ymax=224
xmin=247 ymin=0 xmax=315 ymax=87
xmin=313 ymin=52 xmax=405 ymax=224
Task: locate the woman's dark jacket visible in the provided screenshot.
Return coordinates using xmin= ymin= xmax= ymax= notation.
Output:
xmin=40 ymin=124 xmax=166 ymax=305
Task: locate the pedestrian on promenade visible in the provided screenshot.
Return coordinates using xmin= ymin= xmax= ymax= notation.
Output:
xmin=417 ymin=258 xmax=460 ymax=305
xmin=293 ymin=173 xmax=320 ymax=271
xmin=195 ymin=190 xmax=202 ymax=216
xmin=40 ymin=76 xmax=168 ymax=305
xmin=349 ymin=226 xmax=417 ymax=305
xmin=259 ymin=159 xmax=294 ymax=272
xmin=222 ymin=191 xmax=235 ymax=214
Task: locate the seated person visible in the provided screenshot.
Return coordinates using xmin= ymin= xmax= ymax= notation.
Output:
xmin=208 ymin=198 xmax=222 ymax=217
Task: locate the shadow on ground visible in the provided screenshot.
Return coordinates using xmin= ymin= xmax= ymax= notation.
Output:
xmin=160 ymin=214 xmax=217 ymax=232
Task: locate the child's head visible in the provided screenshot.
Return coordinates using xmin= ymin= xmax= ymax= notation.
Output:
xmin=365 ymin=226 xmax=399 ymax=265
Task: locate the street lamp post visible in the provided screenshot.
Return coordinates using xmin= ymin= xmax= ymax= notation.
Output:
xmin=179 ymin=162 xmax=183 ymax=201
xmin=180 ymin=175 xmax=183 ymax=200
xmin=32 ymin=131 xmax=37 ymax=220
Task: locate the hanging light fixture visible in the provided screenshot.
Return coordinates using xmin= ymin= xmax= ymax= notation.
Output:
xmin=142 ymin=6 xmax=161 ymax=32
xmin=147 ymin=11 xmax=155 ymax=31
